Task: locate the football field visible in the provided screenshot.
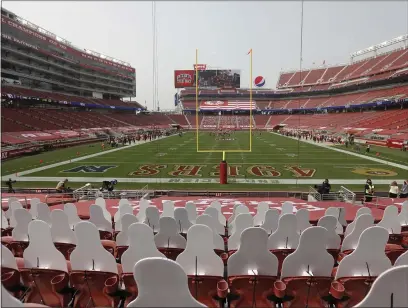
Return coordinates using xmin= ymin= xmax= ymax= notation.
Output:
xmin=2 ymin=132 xmax=408 ymax=191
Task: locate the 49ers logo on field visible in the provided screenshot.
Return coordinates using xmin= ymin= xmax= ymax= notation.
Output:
xmin=352 ymin=168 xmax=397 ymax=177
xmin=285 ymin=166 xmax=316 ymax=178
xmin=169 ymin=165 xmax=204 ymax=177
xmin=128 ymin=164 xmax=167 ymax=176
xmin=247 ymin=165 xmax=281 ymax=177
xmin=211 ymin=165 xmax=242 ymax=177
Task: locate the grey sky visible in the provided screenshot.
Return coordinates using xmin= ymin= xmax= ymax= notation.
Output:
xmin=2 ymin=1 xmax=407 ymax=110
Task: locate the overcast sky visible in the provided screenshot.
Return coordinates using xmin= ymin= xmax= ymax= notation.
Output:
xmin=2 ymin=1 xmax=407 ymax=110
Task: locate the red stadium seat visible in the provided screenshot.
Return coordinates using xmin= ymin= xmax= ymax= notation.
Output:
xmin=154 ymin=217 xmax=186 ymax=260
xmin=115 ymin=213 xmax=138 ymax=260
xmin=228 ymin=213 xmax=253 ymax=252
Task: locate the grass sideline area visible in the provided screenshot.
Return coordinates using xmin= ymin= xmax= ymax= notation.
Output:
xmin=2 ymin=132 xmax=407 ymax=191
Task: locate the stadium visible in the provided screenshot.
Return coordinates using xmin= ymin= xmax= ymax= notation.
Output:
xmin=1 ymin=2 xmax=408 ymax=308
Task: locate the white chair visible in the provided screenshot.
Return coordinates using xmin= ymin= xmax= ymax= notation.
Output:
xmin=260 ymin=209 xmax=280 ymax=235
xmin=281 ymin=201 xmax=294 ymax=215
xmin=295 ymin=209 xmax=311 ymax=235
xmin=50 ymin=210 xmax=77 ymax=244
xmin=162 ymin=201 xmax=175 ymax=218
xmin=195 ymin=214 xmax=225 ymax=250
xmin=228 ymin=227 xmax=278 ymax=276
xmin=354 ymin=265 xmax=408 ymax=307
xmin=127 ymin=258 xmax=206 ymax=307
xmin=325 ymin=207 xmax=346 ymax=234
xmin=185 ymin=201 xmax=197 ymax=224
xmin=345 ymin=207 xmax=372 ymax=236
xmin=398 ymin=201 xmax=408 ymax=228
xmin=395 ymin=250 xmax=408 ymax=266
xmin=144 ymin=206 xmax=160 ymax=232
xmin=1 ymin=284 xmax=24 ymax=307
xmin=210 ymin=201 xmax=226 ymax=225
xmin=121 ymin=223 xmax=165 ymax=273
xmin=174 ymin=208 xmax=193 ymax=233
xmin=2 ymin=244 xmax=18 ymax=271
xmin=136 ymin=199 xmax=150 ymax=222
xmin=116 ymin=214 xmax=139 ymax=246
xmin=228 ymin=205 xmax=250 ymax=233
xmin=8 ymin=201 xmax=23 ymax=226
xmin=12 ymin=209 xmax=32 ymax=241
xmin=377 ymin=205 xmax=401 ymax=234
xmin=119 ymin=199 xmax=130 ymax=207
xmin=281 ymin=226 xmax=334 ymax=278
xmin=6 ymin=198 xmax=20 ymax=220
xmin=227 ymin=204 xmax=241 ymax=224
xmin=89 ymin=204 xmax=113 ymax=232
xmin=317 ymin=215 xmax=341 ymax=249
xmin=154 ymin=217 xmax=186 ymax=249
xmin=253 ymin=202 xmax=270 ymax=226
xmin=268 ymin=214 xmax=299 ymax=250
xmin=36 ymin=202 xmax=51 ymax=225
xmin=341 ymin=214 xmax=374 ymax=252
xmin=336 ymin=226 xmax=392 ymax=279
xmin=114 ymin=203 xmax=135 ymax=231
xmin=95 ymin=197 xmax=112 ymax=222
xmin=29 ymin=197 xmax=41 ymax=219
xmin=177 ymin=224 xmax=223 ymax=276
xmin=63 ymin=203 xmax=81 ymax=229
xmin=204 ymin=207 xmax=225 ymax=235
xmin=228 ymin=213 xmax=253 ymax=251
xmin=2 ymin=209 xmax=9 ymax=229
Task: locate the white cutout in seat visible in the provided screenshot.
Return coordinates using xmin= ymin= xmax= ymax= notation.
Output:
xmin=185 ymin=201 xmax=197 ymax=223
xmin=228 ymin=227 xmax=278 ymax=276
xmin=95 ymin=197 xmax=111 ymax=222
xmin=260 ymin=209 xmax=280 ymax=235
xmin=253 ymin=202 xmax=270 ymax=226
xmin=121 ymin=223 xmax=165 ymax=273
xmin=204 ymin=207 xmax=225 ymax=235
xmin=228 ymin=204 xmax=242 ymax=224
xmin=377 ymin=205 xmax=401 ymax=234
xmin=24 ymin=220 xmax=67 ymax=272
xmin=2 ymin=210 xmax=9 ymax=229
xmin=335 ymin=226 xmax=392 ymax=279
xmin=89 ymin=204 xmax=112 ymax=232
xmin=228 ymin=213 xmax=254 ymax=251
xmin=8 ymin=201 xmax=23 ymax=226
xmin=268 ymin=214 xmax=300 ymax=250
xmin=144 ymin=206 xmax=160 ymax=232
xmin=177 ymin=224 xmax=223 ymax=276
xmin=345 ymin=207 xmax=372 ymax=236
xmin=354 ymin=265 xmax=408 ymax=308
xmin=210 ymin=201 xmax=226 ymax=225
xmin=136 ymin=199 xmax=150 ymax=221
xmin=296 ymin=209 xmax=311 ymax=235
xmin=399 ymin=201 xmax=408 ymax=227
xmin=154 ymin=217 xmax=186 ymax=249
xmin=281 ymin=226 xmax=334 ymax=278
xmin=228 ymin=205 xmax=250 ymax=233
xmin=11 ymin=209 xmax=32 ymax=241
xmin=50 ymin=210 xmax=77 ymax=244
xmin=114 ymin=204 xmax=135 ymax=231
xmin=36 ymin=202 xmax=51 ymax=225
xmin=29 ymin=198 xmax=41 ymax=219
xmin=195 ymin=214 xmax=224 ymax=250
xmin=127 ymin=257 xmax=206 ymax=307
xmin=119 ymin=199 xmax=129 ymax=207
xmin=116 ymin=214 xmax=139 ymax=246
xmin=174 ymin=208 xmax=193 ymax=233
xmin=70 ymin=221 xmax=117 ymax=273
xmin=395 ymin=250 xmax=408 ymax=267
xmin=2 ymin=284 xmax=24 ymax=307
xmin=63 ymin=203 xmax=81 ymax=229
xmin=317 ymin=215 xmax=341 ymax=249
xmin=2 ymin=244 xmax=18 ymax=269
xmin=281 ymin=201 xmax=294 ymax=215
xmin=162 ymin=201 xmax=175 ymax=218
xmin=325 ymin=207 xmax=346 ymax=234
xmin=341 ymin=214 xmax=374 ymax=252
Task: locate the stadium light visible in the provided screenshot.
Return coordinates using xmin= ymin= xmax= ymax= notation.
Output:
xmin=351 ymin=34 xmax=408 ymax=58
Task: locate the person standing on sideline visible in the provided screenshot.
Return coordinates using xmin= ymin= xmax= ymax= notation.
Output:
xmin=366 ymin=144 xmax=371 ymax=154
xmin=400 ymin=180 xmax=408 ymax=198
xmin=364 ymin=179 xmax=375 ymax=202
xmin=389 ymin=181 xmax=399 ymax=198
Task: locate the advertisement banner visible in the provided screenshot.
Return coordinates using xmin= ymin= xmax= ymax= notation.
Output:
xmin=174 ymin=70 xmax=195 ymax=88
xmin=174 ymin=69 xmax=241 ymax=88
xmin=200 ymin=100 xmax=256 ymax=110
xmin=193 ymin=64 xmax=207 ymax=71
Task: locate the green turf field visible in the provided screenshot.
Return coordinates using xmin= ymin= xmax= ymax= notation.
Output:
xmin=2 ymin=132 xmax=407 ymax=191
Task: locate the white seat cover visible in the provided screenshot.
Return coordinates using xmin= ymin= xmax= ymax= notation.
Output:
xmin=295 ymin=209 xmax=311 ymax=235
xmin=95 ymin=197 xmax=112 ymax=222
xmin=51 ymin=210 xmax=77 ymax=244
xmin=228 ymin=213 xmax=254 ymax=251
xmin=399 ymin=201 xmax=408 ymax=227
xmin=121 ymin=223 xmax=165 ymax=273
xmin=377 ymin=205 xmax=401 ymax=234
xmin=317 ymin=216 xmax=341 ymax=249
xmin=325 ymin=207 xmax=346 ymax=234
xmin=185 ymin=201 xmax=197 ymax=223
xmin=144 ymin=206 xmax=160 ymax=232
xmin=228 ymin=227 xmax=278 ymax=276
xmin=116 ymin=214 xmax=139 ymax=246
xmin=114 ymin=204 xmax=135 ymax=231
xmin=345 ymin=207 xmax=372 ymax=236
xmin=195 ymin=214 xmax=224 ymax=250
xmin=177 ymin=224 xmax=223 ymax=276
xmin=395 ymin=250 xmax=408 ymax=266
xmin=136 ymin=199 xmax=150 ymax=221
xmin=6 ymin=197 xmax=19 ymax=220
xmin=89 ymin=204 xmax=113 ymax=232
xmin=341 ymin=214 xmax=374 ymax=252
xmin=281 ymin=226 xmax=334 ymax=278
xmin=162 ymin=201 xmax=175 ymax=218
xmin=268 ymin=214 xmax=300 ymax=250
xmin=228 ymin=204 xmax=242 ymax=224
xmin=70 ymin=221 xmax=117 ymax=274
xmin=29 ymin=197 xmax=41 ymax=219
xmin=8 ymin=201 xmax=23 ymax=226
xmin=204 ymin=207 xmax=225 ymax=235
xmin=127 ymin=257 xmax=206 ymax=307
xmin=2 ymin=245 xmax=18 ymax=270
xmin=253 ymin=202 xmax=270 ymax=226
xmin=24 ymin=220 xmax=67 ymax=272
xmin=36 ymin=202 xmax=51 ymax=225
xmin=119 ymin=199 xmax=129 ymax=207
xmin=336 ymin=226 xmax=392 ymax=279
xmin=174 ymin=208 xmax=193 ymax=233
xmin=11 ymin=209 xmax=32 ymax=241
xmin=260 ymin=209 xmax=280 ymax=235
xmin=229 ymin=205 xmax=250 ymax=233
xmin=63 ymin=203 xmax=81 ymax=229
xmin=210 ymin=201 xmax=226 ymax=225
xmin=154 ymin=217 xmax=186 ymax=249
xmin=354 ymin=265 xmax=408 ymax=308
xmin=2 ymin=210 xmax=9 ymax=229
xmin=281 ymin=201 xmax=294 ymax=215
xmin=2 ymin=284 xmax=24 ymax=307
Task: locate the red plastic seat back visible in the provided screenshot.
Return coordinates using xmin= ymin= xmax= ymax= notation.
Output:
xmin=336 ymin=276 xmax=376 ymax=308
xmin=1 ymin=266 xmax=21 ymax=295
xmin=9 ymin=241 xmax=29 ymax=257
xmin=122 ymin=273 xmax=138 ymax=307
xmin=54 ymin=243 xmax=76 ymax=260
xmin=158 ymin=247 xmax=184 ymax=260
xmin=116 ymin=245 xmax=128 ymax=260
xmin=270 ymin=249 xmax=295 ymax=274
xmin=187 ymin=275 xmax=224 ymax=307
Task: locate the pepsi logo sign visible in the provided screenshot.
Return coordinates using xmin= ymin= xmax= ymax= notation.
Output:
xmin=254 ymin=76 xmax=265 ymax=87
xmin=204 ymin=101 xmax=224 ymax=106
